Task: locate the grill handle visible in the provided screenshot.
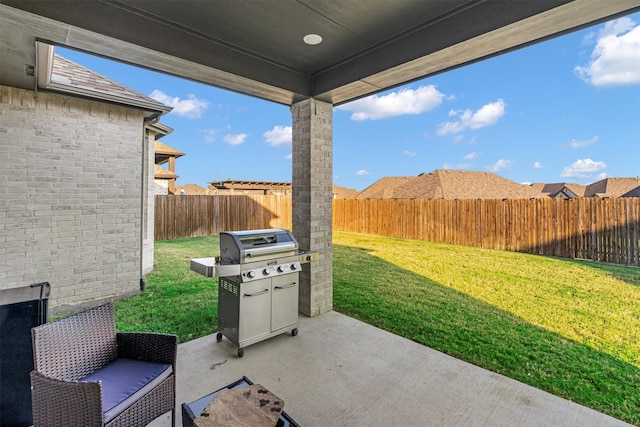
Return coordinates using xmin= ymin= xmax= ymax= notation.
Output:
xmin=274 ymin=282 xmax=297 ymax=290
xmin=243 ymin=289 xmax=269 ymax=297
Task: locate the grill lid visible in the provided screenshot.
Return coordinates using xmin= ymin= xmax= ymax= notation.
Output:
xmin=220 ymin=228 xmax=298 ymax=264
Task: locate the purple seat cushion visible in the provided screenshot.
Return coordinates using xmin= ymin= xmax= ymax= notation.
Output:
xmin=81 ymin=358 xmax=172 ymax=423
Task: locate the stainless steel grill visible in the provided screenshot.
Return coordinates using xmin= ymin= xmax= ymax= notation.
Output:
xmin=190 ymin=228 xmax=317 ymax=357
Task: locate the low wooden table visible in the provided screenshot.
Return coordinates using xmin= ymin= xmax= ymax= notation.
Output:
xmin=181 ymin=377 xmax=300 ymax=427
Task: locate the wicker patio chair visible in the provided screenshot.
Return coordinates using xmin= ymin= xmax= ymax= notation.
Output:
xmin=30 ymin=302 xmax=177 ymax=426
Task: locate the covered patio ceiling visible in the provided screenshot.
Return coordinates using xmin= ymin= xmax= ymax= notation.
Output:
xmin=1 ymin=0 xmax=639 ymax=106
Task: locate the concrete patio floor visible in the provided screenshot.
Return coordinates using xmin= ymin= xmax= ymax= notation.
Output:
xmin=153 ymin=310 xmax=631 ymax=427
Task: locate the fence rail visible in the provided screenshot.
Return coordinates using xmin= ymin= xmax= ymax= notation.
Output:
xmin=155 ymin=195 xmax=640 ymax=266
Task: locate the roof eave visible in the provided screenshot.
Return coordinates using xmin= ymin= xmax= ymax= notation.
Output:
xmin=36 ymin=42 xmax=172 ymax=118
xmin=42 ymin=81 xmax=171 ymax=117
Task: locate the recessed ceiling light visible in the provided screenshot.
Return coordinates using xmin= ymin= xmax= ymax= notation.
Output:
xmin=303 ymin=34 xmax=323 ymax=45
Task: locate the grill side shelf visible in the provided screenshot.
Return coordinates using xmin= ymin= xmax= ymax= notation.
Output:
xmin=190 ymin=258 xmax=240 ymax=278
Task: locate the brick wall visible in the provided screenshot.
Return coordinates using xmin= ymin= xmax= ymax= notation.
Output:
xmin=292 ymin=98 xmax=333 ymax=317
xmin=0 ymin=86 xmax=146 ymax=312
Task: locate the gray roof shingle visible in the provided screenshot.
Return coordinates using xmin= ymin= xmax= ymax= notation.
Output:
xmin=48 ymin=53 xmax=171 ymax=114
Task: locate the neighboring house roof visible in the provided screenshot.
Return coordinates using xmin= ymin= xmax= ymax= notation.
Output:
xmin=40 ymin=47 xmax=171 ymax=116
xmin=561 ymin=183 xmax=586 ymax=197
xmin=392 ymin=172 xmax=444 ymax=199
xmin=621 ymin=186 xmax=640 ymax=197
xmin=362 ymin=169 xmax=547 ymax=200
xmin=333 ymin=184 xmax=358 ymax=199
xmin=176 ymin=184 xmax=209 ymax=195
xmin=155 ymin=140 xmax=185 ymax=165
xmin=585 ymin=178 xmax=640 ymax=197
xmin=529 ymin=183 xmax=546 ymax=192
xmin=538 ymin=182 xmax=586 ymax=198
xmin=155 ymin=141 xmax=184 ymax=157
xmin=154 ymin=164 xmax=177 ymax=179
xmin=436 ymin=169 xmax=548 ymax=199
xmin=147 ymin=121 xmax=173 ymax=139
xmin=355 ymin=176 xmax=415 ymax=199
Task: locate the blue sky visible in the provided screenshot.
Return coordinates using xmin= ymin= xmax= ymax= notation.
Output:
xmin=58 ymin=13 xmax=639 ymax=192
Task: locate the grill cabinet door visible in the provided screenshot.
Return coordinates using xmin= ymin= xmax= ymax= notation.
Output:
xmin=239 ymin=279 xmax=271 ymax=342
xmin=271 ymin=274 xmax=299 ymax=332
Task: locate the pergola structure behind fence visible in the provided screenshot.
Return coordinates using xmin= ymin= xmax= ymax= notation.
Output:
xmin=155 ymin=195 xmax=640 ymax=266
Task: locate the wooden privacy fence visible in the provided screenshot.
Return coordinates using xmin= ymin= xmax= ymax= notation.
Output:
xmin=155 ymin=195 xmax=640 ymax=266
xmin=154 ymin=195 xmax=292 ymax=241
xmin=333 ymin=197 xmax=640 ymax=266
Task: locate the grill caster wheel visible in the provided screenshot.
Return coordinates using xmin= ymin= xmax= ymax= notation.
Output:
xmin=237 ymin=348 xmax=244 ymax=358
xmin=291 ymin=328 xmax=298 ymax=336
xmin=216 ymin=332 xmax=223 ymax=342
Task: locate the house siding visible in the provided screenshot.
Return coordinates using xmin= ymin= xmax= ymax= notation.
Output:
xmin=0 ymin=86 xmax=145 ymax=312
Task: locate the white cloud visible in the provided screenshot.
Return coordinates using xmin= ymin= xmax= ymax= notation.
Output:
xmin=575 ymin=17 xmax=640 ymax=86
xmin=442 ymin=163 xmax=472 ymax=170
xmin=560 ymin=158 xmax=607 ymax=179
xmin=468 ymin=100 xmax=507 ymax=129
xmin=486 ymin=159 xmax=514 ymax=173
xmin=263 ymin=125 xmax=292 ymax=147
xmin=337 ymin=85 xmax=446 ymax=120
xmin=150 ymin=90 xmax=208 ymax=118
xmin=438 ymin=121 xmax=466 ymax=135
xmin=437 ymin=99 xmax=506 ymax=135
xmin=284 ymin=153 xmax=292 ymax=160
xmin=403 ymin=150 xmax=416 ymax=157
xmin=464 ymin=152 xmax=479 ymax=160
xmin=203 ymin=129 xmax=217 ymax=143
xmin=356 ymin=169 xmax=371 ymax=176
xmin=223 ymin=133 xmax=247 ymax=145
xmin=569 ymin=135 xmax=598 ymax=149
xmin=533 ymin=161 xmax=543 ymax=169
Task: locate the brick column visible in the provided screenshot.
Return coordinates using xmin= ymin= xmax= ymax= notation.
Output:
xmin=291 ymin=98 xmax=332 ymax=317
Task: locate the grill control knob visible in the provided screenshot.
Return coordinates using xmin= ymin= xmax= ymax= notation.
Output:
xmin=246 ymin=271 xmax=256 ymax=279
xmin=262 ymin=267 xmax=272 ymax=276
xmin=277 ymin=265 xmax=286 ymax=273
xmin=290 ymin=264 xmax=297 ymax=270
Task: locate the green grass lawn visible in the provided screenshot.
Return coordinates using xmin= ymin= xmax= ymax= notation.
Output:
xmin=115 ymin=236 xmax=220 ymax=342
xmin=115 ymin=231 xmax=640 ymax=425
xmin=332 ymin=232 xmax=640 ymax=425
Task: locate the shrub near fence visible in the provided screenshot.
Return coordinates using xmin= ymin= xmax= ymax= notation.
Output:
xmin=155 ymin=195 xmax=640 ymax=266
